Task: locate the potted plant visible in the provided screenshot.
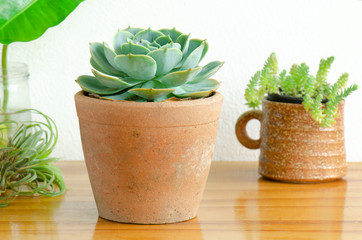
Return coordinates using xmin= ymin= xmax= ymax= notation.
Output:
xmin=236 ymin=53 xmax=358 ymax=183
xmin=0 ymin=0 xmax=84 ymax=205
xmin=0 ymin=0 xmax=84 ymax=145
xmin=0 ymin=110 xmax=66 ymax=207
xmin=74 ymin=27 xmax=224 ymax=224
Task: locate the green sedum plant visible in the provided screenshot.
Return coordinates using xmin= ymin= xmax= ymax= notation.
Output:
xmin=0 ymin=109 xmax=65 ymax=207
xmin=76 ymin=27 xmax=224 ymax=102
xmin=245 ymin=53 xmax=358 ymax=127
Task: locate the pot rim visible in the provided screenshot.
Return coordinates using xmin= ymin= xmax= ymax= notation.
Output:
xmin=75 ymin=90 xmax=223 ymax=108
xmin=75 ymin=90 xmax=223 ymax=127
xmin=262 ymin=98 xmax=345 ymax=108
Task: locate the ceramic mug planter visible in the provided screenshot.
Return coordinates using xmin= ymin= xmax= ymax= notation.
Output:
xmin=235 ymin=98 xmax=346 ymax=183
xmin=75 ymin=91 xmax=223 ymax=224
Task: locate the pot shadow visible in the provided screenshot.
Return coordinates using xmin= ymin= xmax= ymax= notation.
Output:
xmin=235 ymin=177 xmax=347 ymax=239
xmin=92 ymin=216 xmax=204 ymax=240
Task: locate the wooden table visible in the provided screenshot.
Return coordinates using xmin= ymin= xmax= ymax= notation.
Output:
xmin=1 ymin=161 xmax=361 ymax=240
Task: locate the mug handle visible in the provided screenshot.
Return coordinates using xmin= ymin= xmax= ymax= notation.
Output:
xmin=235 ymin=110 xmax=263 ymax=149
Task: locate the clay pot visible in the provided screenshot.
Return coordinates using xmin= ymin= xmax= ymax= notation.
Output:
xmin=235 ymin=98 xmax=346 ymax=183
xmin=74 ymin=91 xmax=223 ymax=224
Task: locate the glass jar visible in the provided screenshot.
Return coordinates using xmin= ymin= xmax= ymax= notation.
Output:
xmin=0 ymin=62 xmax=31 ymax=146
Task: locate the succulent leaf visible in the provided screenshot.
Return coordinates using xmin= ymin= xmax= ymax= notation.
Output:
xmin=192 ymin=61 xmax=224 ymax=83
xmin=159 ymin=28 xmax=182 ymax=42
xmin=91 ymin=69 xmax=133 ymax=90
xmin=90 ymin=57 xmax=115 ymax=76
xmin=145 ymin=44 xmax=158 ymax=51
xmin=129 ymin=88 xmax=175 ymax=100
xmin=147 ymin=48 xmax=183 ymax=76
xmin=113 ymin=30 xmax=134 ymax=54
xmin=180 ymin=41 xmax=206 ymax=70
xmin=150 ymin=41 xmax=161 ymax=48
xmin=114 ymin=54 xmax=157 ymax=80
xmin=134 ymin=28 xmax=164 ymax=42
xmin=175 ymin=34 xmax=190 ymax=55
xmin=90 ymin=42 xmax=123 ymax=76
xmin=132 ymin=38 xmax=150 ymax=47
xmin=121 ymin=41 xmax=150 ymax=55
xmin=101 ymin=90 xmax=137 ymax=101
xmin=154 ymin=35 xmax=173 ymax=46
xmin=161 ymin=67 xmax=202 ymax=87
xmin=122 ymin=26 xmax=143 ymax=35
xmin=173 ymin=78 xmax=220 ymax=98
xmin=128 ymin=80 xmax=174 ymax=100
xmin=76 ymin=75 xmax=121 ymax=95
xmin=103 ymin=43 xmax=121 ymax=70
xmin=185 ymin=39 xmax=207 ymax=60
xmin=160 ymin=42 xmax=181 ymax=50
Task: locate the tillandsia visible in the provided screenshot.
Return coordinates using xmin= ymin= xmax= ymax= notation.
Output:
xmin=76 ymin=27 xmax=224 ymax=102
xmin=245 ymin=53 xmax=358 ymax=127
xmin=0 ymin=109 xmax=66 ymax=207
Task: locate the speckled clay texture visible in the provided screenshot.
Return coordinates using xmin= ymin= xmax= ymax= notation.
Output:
xmin=236 ymin=99 xmax=346 ymax=183
xmin=75 ymin=91 xmax=223 ymax=224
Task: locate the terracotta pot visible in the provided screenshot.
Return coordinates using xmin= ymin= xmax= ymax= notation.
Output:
xmin=74 ymin=91 xmax=223 ymax=224
xmin=235 ymin=99 xmax=346 ymax=183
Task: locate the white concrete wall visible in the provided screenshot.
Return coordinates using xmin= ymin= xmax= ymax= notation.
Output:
xmin=7 ymin=0 xmax=362 ymax=161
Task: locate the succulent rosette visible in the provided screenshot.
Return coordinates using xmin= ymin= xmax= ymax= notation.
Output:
xmin=76 ymin=27 xmax=224 ymax=102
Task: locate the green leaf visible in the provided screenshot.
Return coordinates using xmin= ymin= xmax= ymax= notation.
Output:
xmin=175 ymin=34 xmax=190 ymax=55
xmin=103 ymin=43 xmax=120 ymax=70
xmin=121 ymin=41 xmax=150 ymax=55
xmin=180 ymin=41 xmax=206 ymax=70
xmin=150 ymin=41 xmax=161 ymax=48
xmin=113 ymin=30 xmax=134 ymax=54
xmin=145 ymin=44 xmax=158 ymax=51
xmin=160 ymin=42 xmax=181 ymax=50
xmin=0 ymin=0 xmax=84 ymax=44
xmin=91 ymin=69 xmax=134 ymax=90
xmin=129 ymin=88 xmax=174 ymax=100
xmin=122 ymin=26 xmax=143 ymax=36
xmin=134 ymin=28 xmax=164 ymax=42
xmin=128 ymin=80 xmax=175 ymax=100
xmin=122 ymin=42 xmax=150 ymax=55
xmin=186 ymin=39 xmax=208 ymax=61
xmin=147 ymin=48 xmax=182 ymax=76
xmin=90 ymin=42 xmax=123 ymax=76
xmin=76 ymin=75 xmax=121 ymax=95
xmin=161 ymin=67 xmax=202 ymax=87
xmin=132 ymin=38 xmax=150 ymax=47
xmin=158 ymin=28 xmax=182 ymax=42
xmin=173 ymin=78 xmax=220 ymax=98
xmin=101 ymin=91 xmax=137 ymax=101
xmin=192 ymin=61 xmax=224 ymax=83
xmin=114 ymin=54 xmax=157 ymax=80
xmin=154 ymin=35 xmax=173 ymax=46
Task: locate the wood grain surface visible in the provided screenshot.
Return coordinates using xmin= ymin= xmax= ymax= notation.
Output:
xmin=1 ymin=161 xmax=362 ymax=240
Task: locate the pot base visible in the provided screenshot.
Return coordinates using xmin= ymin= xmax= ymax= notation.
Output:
xmin=98 ymin=215 xmax=197 ymax=225
xmin=259 ymin=172 xmax=345 ymax=184
xmin=259 ymin=163 xmax=347 ymax=183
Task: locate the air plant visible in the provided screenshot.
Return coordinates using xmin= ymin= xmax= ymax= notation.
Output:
xmin=245 ymin=53 xmax=358 ymax=127
xmin=0 ymin=109 xmax=66 ymax=207
xmin=76 ymin=27 xmax=224 ymax=102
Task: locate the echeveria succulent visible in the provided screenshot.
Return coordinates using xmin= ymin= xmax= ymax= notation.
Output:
xmin=76 ymin=27 xmax=223 ymax=102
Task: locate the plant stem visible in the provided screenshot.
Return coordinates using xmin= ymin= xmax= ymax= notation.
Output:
xmin=2 ymin=45 xmax=9 ymax=112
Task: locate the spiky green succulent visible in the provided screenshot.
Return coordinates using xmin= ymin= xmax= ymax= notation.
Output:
xmin=245 ymin=53 xmax=358 ymax=127
xmin=76 ymin=27 xmax=224 ymax=102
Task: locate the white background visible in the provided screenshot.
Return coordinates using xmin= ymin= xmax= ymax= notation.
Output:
xmin=7 ymin=0 xmax=362 ymax=161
